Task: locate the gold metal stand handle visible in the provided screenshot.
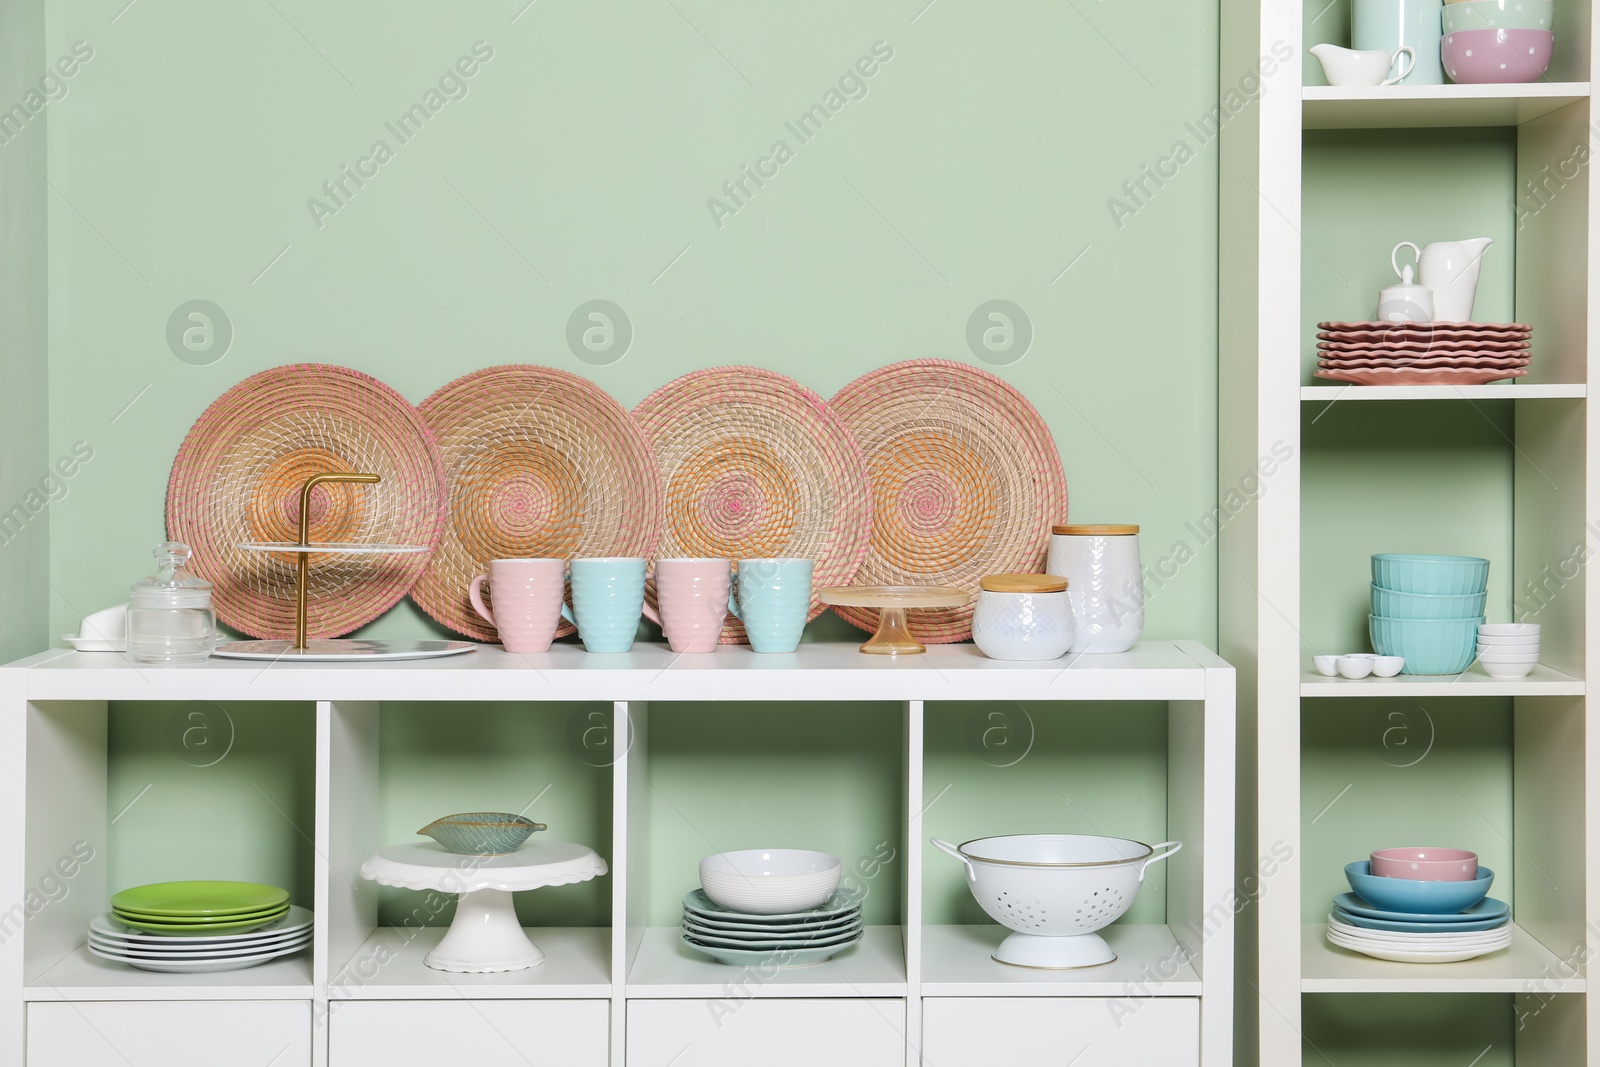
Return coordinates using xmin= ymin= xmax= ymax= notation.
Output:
xmin=295 ymin=472 xmax=380 ymax=649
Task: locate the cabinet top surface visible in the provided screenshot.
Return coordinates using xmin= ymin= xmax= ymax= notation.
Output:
xmin=0 ymin=640 xmax=1231 ymax=702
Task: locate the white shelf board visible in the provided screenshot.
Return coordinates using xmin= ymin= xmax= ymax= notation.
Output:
xmin=1303 ymin=83 xmax=1590 ymax=129
xmin=328 ymin=926 xmax=611 ymax=999
xmin=5 ymin=640 xmax=1224 ymax=703
xmin=1300 ymin=662 xmax=1583 ymax=697
xmin=1301 ymin=384 xmax=1586 ymax=402
xmin=920 ymin=924 xmax=1201 ymax=997
xmin=1301 ymin=923 xmax=1584 ymax=993
xmin=25 ymin=942 xmax=312 ymax=1001
xmin=625 ymin=925 xmax=907 ymax=997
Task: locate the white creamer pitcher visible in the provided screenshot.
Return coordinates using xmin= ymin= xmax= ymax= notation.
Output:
xmin=1393 ymin=238 xmax=1493 ymax=322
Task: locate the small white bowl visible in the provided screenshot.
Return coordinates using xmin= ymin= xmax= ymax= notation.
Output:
xmin=1479 ymin=659 xmax=1536 ymax=679
xmin=1478 ymin=623 xmax=1539 ymax=638
xmin=1336 ymin=655 xmax=1374 ymax=679
xmin=1475 ymin=635 xmax=1540 ymax=647
xmin=1313 ymin=655 xmax=1339 ymax=677
xmin=1370 ymin=655 xmax=1405 ymax=677
xmin=699 ymin=849 xmax=842 ymax=914
xmin=1476 ymin=650 xmax=1539 ymax=662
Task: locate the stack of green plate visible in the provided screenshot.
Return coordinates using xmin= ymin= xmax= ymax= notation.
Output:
xmin=110 ymin=881 xmax=290 ymax=936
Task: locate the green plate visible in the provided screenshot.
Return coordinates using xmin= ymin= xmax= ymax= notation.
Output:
xmin=112 ymin=911 xmax=289 ymax=935
xmin=113 ymin=903 xmax=289 ymax=924
xmin=110 ymin=881 xmax=289 ymax=917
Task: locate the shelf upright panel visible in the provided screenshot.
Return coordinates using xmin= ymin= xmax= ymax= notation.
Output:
xmin=902 ymin=699 xmax=923 ymax=1067
xmin=615 ymin=699 xmax=645 ymax=1067
xmin=0 ymin=673 xmax=25 ymax=1066
xmin=1219 ymin=0 xmax=1304 ymax=1063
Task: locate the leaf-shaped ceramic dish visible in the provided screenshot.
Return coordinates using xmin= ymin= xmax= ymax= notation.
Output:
xmin=417 ymin=812 xmax=547 ymax=855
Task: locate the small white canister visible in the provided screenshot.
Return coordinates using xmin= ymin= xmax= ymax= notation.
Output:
xmin=972 ymin=574 xmax=1075 ymax=661
xmin=1047 ymin=524 xmax=1143 ymax=654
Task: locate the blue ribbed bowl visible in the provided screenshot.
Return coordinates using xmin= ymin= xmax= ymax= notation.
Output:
xmin=1370 ymin=615 xmax=1483 ymax=675
xmin=1370 ymin=584 xmax=1488 ymax=620
xmin=1345 ymin=861 xmax=1493 ymax=914
xmin=1371 ymin=554 xmax=1489 ymax=596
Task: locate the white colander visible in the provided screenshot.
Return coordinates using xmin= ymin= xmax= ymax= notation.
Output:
xmin=932 ymin=833 xmax=1181 ymax=968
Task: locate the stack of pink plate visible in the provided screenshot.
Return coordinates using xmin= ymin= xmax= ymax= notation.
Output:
xmin=1315 ymin=322 xmax=1532 ymax=386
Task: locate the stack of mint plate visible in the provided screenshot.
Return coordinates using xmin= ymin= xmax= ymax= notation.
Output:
xmin=91 ymin=881 xmax=309 ymax=973
xmin=681 ymin=888 xmax=864 ymax=967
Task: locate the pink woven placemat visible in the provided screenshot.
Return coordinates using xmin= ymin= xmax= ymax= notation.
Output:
xmin=411 ymin=365 xmax=665 ymax=641
xmin=829 ymin=359 xmax=1068 ymax=642
xmin=632 ymin=367 xmax=873 ymax=643
xmin=166 ymin=364 xmax=448 ymax=639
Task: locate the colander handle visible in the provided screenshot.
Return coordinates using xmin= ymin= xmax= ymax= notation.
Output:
xmin=929 ymin=838 xmax=976 ymax=880
xmin=1139 ymin=840 xmax=1183 ymax=882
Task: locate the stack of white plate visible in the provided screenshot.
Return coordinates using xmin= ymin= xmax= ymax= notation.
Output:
xmin=1325 ymin=911 xmax=1512 ymax=964
xmin=681 ymin=889 xmax=863 ymax=967
xmin=88 ymin=906 xmax=314 ymax=973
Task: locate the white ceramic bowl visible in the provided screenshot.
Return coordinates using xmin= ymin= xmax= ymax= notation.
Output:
xmin=1478 ymin=623 xmax=1540 ymax=638
xmin=699 ymin=850 xmax=842 ymax=914
xmin=1476 ymin=649 xmax=1539 ymax=662
xmin=1475 ymin=634 xmax=1540 ymax=646
xmin=1313 ymin=655 xmax=1338 ymax=677
xmin=1336 ymin=655 xmax=1374 ymax=679
xmin=1479 ymin=659 xmax=1536 ymax=679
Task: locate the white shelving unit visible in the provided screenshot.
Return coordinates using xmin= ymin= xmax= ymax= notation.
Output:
xmin=1222 ymin=2 xmax=1599 ymax=1062
xmin=0 ymin=640 xmax=1234 ymax=1067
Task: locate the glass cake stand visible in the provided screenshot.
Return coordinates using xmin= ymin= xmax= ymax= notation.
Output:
xmin=818 ymin=585 xmax=970 ymax=655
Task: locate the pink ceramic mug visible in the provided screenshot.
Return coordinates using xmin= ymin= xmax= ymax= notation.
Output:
xmin=468 ymin=558 xmax=567 ymax=654
xmin=643 ymin=558 xmax=734 ymax=654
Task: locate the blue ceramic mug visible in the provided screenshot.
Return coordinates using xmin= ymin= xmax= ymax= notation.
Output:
xmin=729 ymin=558 xmax=813 ymax=654
xmin=1353 ymin=0 xmax=1444 ymax=84
xmin=560 ymin=557 xmax=647 ymax=654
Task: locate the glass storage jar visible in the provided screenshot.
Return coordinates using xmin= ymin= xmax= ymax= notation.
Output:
xmin=126 ymin=542 xmax=216 ymax=664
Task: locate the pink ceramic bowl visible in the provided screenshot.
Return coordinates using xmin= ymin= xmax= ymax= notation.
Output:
xmin=1370 ymin=846 xmax=1479 ymax=881
xmin=1443 ymin=28 xmax=1553 ymax=83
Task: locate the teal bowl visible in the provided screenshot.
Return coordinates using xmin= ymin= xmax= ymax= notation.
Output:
xmin=1370 ymin=554 xmax=1489 ymax=596
xmin=1370 ymin=584 xmax=1488 ymax=620
xmin=1442 ymin=0 xmax=1554 ymax=33
xmin=417 ymin=812 xmax=547 ymax=855
xmin=1346 ymin=861 xmax=1493 ymax=914
xmin=1370 ymin=614 xmax=1482 ymax=675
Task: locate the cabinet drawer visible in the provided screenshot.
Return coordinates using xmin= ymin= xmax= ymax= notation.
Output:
xmin=28 ymin=1001 xmax=310 ymax=1067
xmin=922 ymin=997 xmax=1198 ymax=1066
xmin=628 ymin=998 xmax=905 ymax=1067
xmin=329 ymin=1000 xmax=608 ymax=1066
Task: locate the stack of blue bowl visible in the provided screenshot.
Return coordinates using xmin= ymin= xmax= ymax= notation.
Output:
xmin=1369 ymin=554 xmax=1488 ymax=675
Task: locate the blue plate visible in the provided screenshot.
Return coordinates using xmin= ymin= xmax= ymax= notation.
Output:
xmin=1333 ymin=892 xmax=1509 ymax=924
xmin=1330 ymin=907 xmax=1510 ymax=934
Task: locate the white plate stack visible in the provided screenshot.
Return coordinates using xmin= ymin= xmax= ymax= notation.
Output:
xmin=87 ymin=906 xmax=314 ymax=973
xmin=1325 ymin=912 xmax=1512 ymax=964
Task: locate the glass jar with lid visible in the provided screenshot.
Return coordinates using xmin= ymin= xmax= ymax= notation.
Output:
xmin=126 ymin=542 xmax=216 ymax=664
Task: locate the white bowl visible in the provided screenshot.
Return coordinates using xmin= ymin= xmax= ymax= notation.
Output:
xmin=1313 ymin=655 xmax=1339 ymax=677
xmin=1476 ymin=650 xmax=1539 ymax=662
xmin=1479 ymin=659 xmax=1536 ymax=679
xmin=699 ymin=850 xmax=842 ymax=914
xmin=1370 ymin=655 xmax=1405 ymax=677
xmin=1478 ymin=623 xmax=1539 ymax=638
xmin=1475 ymin=635 xmax=1540 ymax=647
xmin=1336 ymin=655 xmax=1374 ymax=679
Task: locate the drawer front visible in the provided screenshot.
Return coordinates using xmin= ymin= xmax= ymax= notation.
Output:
xmin=628 ymin=998 xmax=905 ymax=1067
xmin=329 ymin=1000 xmax=608 ymax=1066
xmin=28 ymin=1001 xmax=310 ymax=1067
xmin=921 ymin=997 xmax=1198 ymax=1067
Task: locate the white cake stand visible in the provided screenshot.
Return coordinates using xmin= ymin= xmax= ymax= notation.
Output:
xmin=360 ymin=841 xmax=607 ymax=973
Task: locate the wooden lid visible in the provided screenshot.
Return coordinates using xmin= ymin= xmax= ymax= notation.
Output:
xmin=979 ymin=574 xmax=1069 ymax=593
xmin=1052 ymin=524 xmax=1139 ymax=536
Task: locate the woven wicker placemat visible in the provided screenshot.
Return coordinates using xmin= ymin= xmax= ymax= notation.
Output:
xmin=632 ymin=366 xmax=873 ymax=643
xmin=411 ymin=365 xmax=664 ymax=641
xmin=166 ymin=364 xmax=448 ymax=639
xmin=829 ymin=359 xmax=1068 ymax=643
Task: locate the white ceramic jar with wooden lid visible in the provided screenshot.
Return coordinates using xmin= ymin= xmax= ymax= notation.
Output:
xmin=972 ymin=574 xmax=1075 ymax=661
xmin=1047 ymin=524 xmax=1143 ymax=654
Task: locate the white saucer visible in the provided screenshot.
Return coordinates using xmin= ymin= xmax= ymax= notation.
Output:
xmin=62 ymin=635 xmax=125 ymax=652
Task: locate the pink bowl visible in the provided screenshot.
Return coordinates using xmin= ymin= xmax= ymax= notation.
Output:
xmin=1370 ymin=847 xmax=1479 ymax=881
xmin=1443 ymin=28 xmax=1553 ymax=83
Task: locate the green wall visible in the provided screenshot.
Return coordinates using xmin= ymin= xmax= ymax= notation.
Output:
xmin=0 ymin=0 xmax=50 ymax=663
xmin=41 ymin=0 xmax=1221 ymax=646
